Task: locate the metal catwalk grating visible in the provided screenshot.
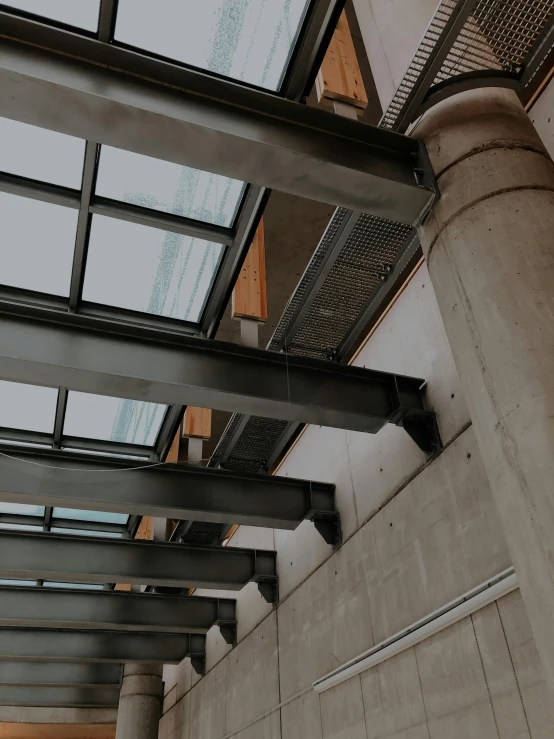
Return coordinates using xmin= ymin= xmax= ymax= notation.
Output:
xmin=381 ymin=0 xmax=554 ymax=130
xmin=208 ymin=211 xmax=415 ymax=473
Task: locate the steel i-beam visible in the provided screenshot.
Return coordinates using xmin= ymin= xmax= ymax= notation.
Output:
xmin=0 ymin=447 xmax=341 ymax=546
xmin=0 ymin=16 xmax=436 ymax=224
xmin=0 ymin=661 xmax=122 ymax=689
xmin=0 ymin=628 xmax=206 ymax=666
xmin=0 ymin=310 xmax=441 ymax=452
xmin=0 ymin=585 xmax=237 ymax=643
xmin=0 ymin=530 xmax=279 ymax=603
xmin=0 ymin=685 xmax=120 ymax=708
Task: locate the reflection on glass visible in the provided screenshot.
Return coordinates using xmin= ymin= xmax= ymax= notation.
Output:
xmin=83 ymin=216 xmax=223 ymax=323
xmin=0 ymin=117 xmax=86 ymax=189
xmin=64 ymin=391 xmax=166 ymax=447
xmin=115 ymin=0 xmax=310 ymax=90
xmin=96 ymin=147 xmax=244 ymax=227
xmin=61 ymin=447 xmax=149 ymax=460
xmin=53 ymin=507 xmax=128 ymax=525
xmin=0 ymin=503 xmax=45 ymax=517
xmin=0 ymin=192 xmax=78 ymax=296
xmin=0 ymin=381 xmax=58 ymax=433
xmin=43 ymin=582 xmax=105 ymax=589
xmin=51 ymin=527 xmax=123 ymax=538
xmin=4 ymin=0 xmax=100 ymax=31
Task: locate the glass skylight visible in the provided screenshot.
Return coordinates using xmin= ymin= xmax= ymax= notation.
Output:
xmin=3 ymin=1 xmax=100 ymax=31
xmin=96 ymin=147 xmax=245 ymax=227
xmin=0 ymin=579 xmax=35 ymax=586
xmin=43 ymin=582 xmax=105 ymax=590
xmin=53 ymin=508 xmax=128 ymax=526
xmin=51 ymin=527 xmax=123 ymax=538
xmin=0 ymin=503 xmax=45 ymax=517
xmin=0 ymin=117 xmax=85 ymax=189
xmin=0 ymin=381 xmax=58 ymax=433
xmin=82 ymin=216 xmax=223 ymax=323
xmin=0 ymin=523 xmax=42 ymax=531
xmin=0 ymin=193 xmax=78 ymax=296
xmin=63 ymin=391 xmax=166 ymax=447
xmin=115 ymin=0 xmax=311 ymax=91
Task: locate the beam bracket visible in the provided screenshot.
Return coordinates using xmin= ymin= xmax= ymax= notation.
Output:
xmin=219 ymin=622 xmax=237 ymax=647
xmin=313 ymin=513 xmax=342 ymax=548
xmin=398 ymin=410 xmax=442 ymax=457
xmin=257 ymin=577 xmax=279 ymax=605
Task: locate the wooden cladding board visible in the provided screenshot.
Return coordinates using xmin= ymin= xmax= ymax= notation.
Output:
xmin=316 ymin=10 xmax=368 ymax=111
xmin=0 ymin=725 xmax=115 ymax=738
xmin=183 ymin=407 xmax=212 ymax=440
xmin=231 ymin=219 xmax=267 ymax=321
xmin=165 ymin=425 xmax=181 ymax=462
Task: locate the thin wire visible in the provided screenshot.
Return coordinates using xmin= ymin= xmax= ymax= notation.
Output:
xmin=0 ymin=449 xmax=210 ymax=473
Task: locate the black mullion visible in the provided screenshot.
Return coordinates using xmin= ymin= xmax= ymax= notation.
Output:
xmin=52 ymin=387 xmax=68 ymax=449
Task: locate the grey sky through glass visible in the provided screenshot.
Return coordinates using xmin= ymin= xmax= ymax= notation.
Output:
xmin=115 ymin=0 xmax=310 ymax=90
xmin=0 ymin=381 xmax=58 ymax=433
xmin=83 ymin=215 xmax=223 ymax=323
xmin=64 ymin=391 xmax=166 ymax=447
xmin=4 ymin=0 xmax=100 ymax=30
xmin=0 ymin=193 xmax=78 ymax=296
xmin=0 ymin=117 xmax=85 ymax=189
xmin=53 ymin=508 xmax=128 ymax=526
xmin=96 ymin=146 xmax=245 ymax=227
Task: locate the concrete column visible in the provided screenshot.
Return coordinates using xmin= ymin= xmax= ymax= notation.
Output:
xmin=115 ymin=663 xmax=163 ymax=739
xmin=415 ymin=86 xmax=554 ymax=690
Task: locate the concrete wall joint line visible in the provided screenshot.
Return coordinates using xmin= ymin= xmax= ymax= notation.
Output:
xmin=425 ymin=184 xmax=554 ymax=261
xmin=470 ymin=613 xmax=501 ymax=739
xmin=431 ymin=140 xmax=551 ymax=180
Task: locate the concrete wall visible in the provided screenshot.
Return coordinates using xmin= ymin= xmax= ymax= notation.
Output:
xmin=159 ymin=259 xmax=554 ymax=738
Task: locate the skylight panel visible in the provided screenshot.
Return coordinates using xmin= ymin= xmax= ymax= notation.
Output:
xmin=114 ymin=0 xmax=311 ymax=91
xmin=4 ymin=1 xmax=100 ymax=31
xmin=53 ymin=508 xmax=128 ymax=526
xmin=0 ymin=193 xmax=78 ymax=296
xmin=0 ymin=381 xmax=58 ymax=434
xmin=43 ymin=582 xmax=105 ymax=590
xmin=0 ymin=503 xmax=45 ymax=517
xmin=0 ymin=523 xmax=42 ymax=531
xmin=50 ymin=527 xmax=123 ymax=538
xmin=0 ymin=117 xmax=86 ymax=189
xmin=0 ymin=579 xmax=35 ymax=586
xmin=63 ymin=391 xmax=166 ymax=447
xmin=82 ymin=216 xmax=223 ymax=323
xmin=96 ymin=147 xmax=245 ymax=227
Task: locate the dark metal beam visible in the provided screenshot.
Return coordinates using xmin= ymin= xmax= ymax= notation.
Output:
xmin=0 ymin=530 xmax=278 ymax=597
xmin=0 ymin=308 xmax=430 ymax=435
xmin=0 ymin=685 xmax=120 ymax=707
xmin=0 ymin=662 xmax=122 ymax=689
xmin=0 ymin=18 xmax=436 ymax=223
xmin=0 ymin=448 xmax=337 ymax=531
xmin=0 ymin=628 xmax=206 ymax=664
xmin=0 ymin=584 xmax=236 ymax=635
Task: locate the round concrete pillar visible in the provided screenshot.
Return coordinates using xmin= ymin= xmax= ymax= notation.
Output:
xmin=416 ymin=87 xmax=554 ymax=690
xmin=115 ymin=664 xmax=163 ymax=739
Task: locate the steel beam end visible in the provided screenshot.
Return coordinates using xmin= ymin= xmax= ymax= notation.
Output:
xmin=313 ymin=513 xmax=342 ymax=548
xmin=257 ymin=577 xmax=279 ymax=605
xmin=219 ymin=621 xmax=237 ymax=647
xmin=190 ymin=655 xmax=206 ymax=676
xmin=399 ymin=410 xmax=442 ymax=457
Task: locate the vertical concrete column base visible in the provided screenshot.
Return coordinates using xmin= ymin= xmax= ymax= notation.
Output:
xmin=115 ymin=664 xmax=163 ymax=739
xmin=417 ymin=87 xmax=554 ymax=692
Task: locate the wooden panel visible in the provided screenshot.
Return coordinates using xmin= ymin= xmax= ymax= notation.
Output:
xmin=0 ymin=724 xmax=115 ymax=739
xmin=231 ymin=219 xmax=267 ymax=321
xmin=316 ymin=11 xmax=368 ymax=111
xmin=165 ymin=424 xmax=181 ymax=463
xmin=113 ymin=583 xmax=131 ymax=592
xmin=183 ymin=407 xmax=212 ymax=440
xmin=135 ymin=516 xmax=153 ymax=541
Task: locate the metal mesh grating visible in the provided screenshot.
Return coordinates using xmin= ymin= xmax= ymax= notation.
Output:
xmin=209 ymin=211 xmax=415 ymax=471
xmin=381 ymin=0 xmax=554 ymax=129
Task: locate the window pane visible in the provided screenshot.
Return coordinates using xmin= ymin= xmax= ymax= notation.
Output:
xmin=82 ymin=216 xmax=223 ymax=323
xmin=0 ymin=503 xmax=45 ymax=517
xmin=0 ymin=579 xmax=35 ymax=586
xmin=0 ymin=381 xmax=58 ymax=433
xmin=0 ymin=193 xmax=78 ymax=296
xmin=64 ymin=391 xmax=166 ymax=447
xmin=53 ymin=507 xmax=128 ymax=525
xmin=96 ymin=147 xmax=244 ymax=227
xmin=0 ymin=117 xmax=85 ymax=189
xmin=51 ymin=527 xmax=123 ymax=538
xmin=115 ymin=0 xmax=310 ymax=90
xmin=43 ymin=582 xmax=105 ymax=590
xmin=0 ymin=523 xmax=42 ymax=531
xmin=4 ymin=1 xmax=100 ymax=31
xmin=61 ymin=447 xmax=149 ymax=460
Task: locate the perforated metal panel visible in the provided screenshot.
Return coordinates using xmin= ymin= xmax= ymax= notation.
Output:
xmin=382 ymin=0 xmax=554 ymax=130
